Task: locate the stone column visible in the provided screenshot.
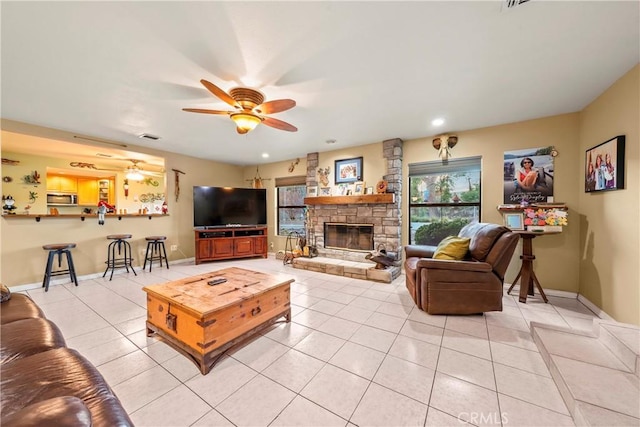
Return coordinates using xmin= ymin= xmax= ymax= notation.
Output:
xmin=306 ymin=152 xmax=319 ymax=187
xmin=381 ymin=138 xmax=403 ymax=254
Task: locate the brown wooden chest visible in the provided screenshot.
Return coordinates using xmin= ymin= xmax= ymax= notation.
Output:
xmin=143 ymin=267 xmax=292 ymax=374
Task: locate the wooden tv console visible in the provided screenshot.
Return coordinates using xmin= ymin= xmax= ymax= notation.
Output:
xmin=194 ymin=226 xmax=268 ymax=264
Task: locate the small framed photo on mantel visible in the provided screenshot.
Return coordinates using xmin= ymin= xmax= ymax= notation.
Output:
xmin=354 ymin=181 xmax=365 ymax=195
xmin=306 ymin=186 xmax=318 ymax=197
xmin=319 ymin=187 xmax=332 ymax=196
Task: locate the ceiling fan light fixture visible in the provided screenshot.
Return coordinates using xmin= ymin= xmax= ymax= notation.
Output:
xmin=231 ymin=112 xmax=262 ymax=134
xmin=126 ymin=167 xmax=144 ymax=181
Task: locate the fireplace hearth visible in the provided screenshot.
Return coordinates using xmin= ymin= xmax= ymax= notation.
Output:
xmin=324 ymin=223 xmax=374 ymax=252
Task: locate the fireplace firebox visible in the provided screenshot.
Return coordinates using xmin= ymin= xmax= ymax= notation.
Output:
xmin=324 ymin=223 xmax=374 ymax=252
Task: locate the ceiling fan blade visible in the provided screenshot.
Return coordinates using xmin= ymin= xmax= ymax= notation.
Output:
xmin=254 ymin=99 xmax=296 ymax=115
xmin=200 ymin=79 xmax=239 ymax=108
xmin=262 ymin=117 xmax=298 ymax=132
xmin=182 ymin=108 xmax=231 ymax=115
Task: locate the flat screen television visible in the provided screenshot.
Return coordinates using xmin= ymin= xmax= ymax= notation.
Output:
xmin=193 ymin=186 xmax=267 ymax=228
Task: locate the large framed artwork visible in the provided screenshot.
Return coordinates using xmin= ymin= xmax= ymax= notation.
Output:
xmin=503 ymin=146 xmax=555 ymax=204
xmin=585 ymin=135 xmax=625 ymax=193
xmin=335 ymin=157 xmax=363 ymax=184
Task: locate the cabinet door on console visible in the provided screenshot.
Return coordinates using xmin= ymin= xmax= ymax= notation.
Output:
xmin=234 ymin=238 xmax=254 ymax=256
xmin=213 ymin=239 xmax=234 ymax=258
xmin=254 ymin=236 xmax=267 ymax=255
xmin=197 ymin=240 xmax=213 ymax=259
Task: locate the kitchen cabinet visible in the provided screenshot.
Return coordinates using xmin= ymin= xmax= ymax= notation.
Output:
xmin=46 ymin=176 xmax=78 ymax=193
xmin=77 ymin=178 xmax=99 ymax=206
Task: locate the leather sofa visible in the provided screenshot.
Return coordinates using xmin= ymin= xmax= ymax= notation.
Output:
xmin=1 ymin=292 xmax=133 ymax=426
xmin=404 ymin=223 xmax=519 ymax=315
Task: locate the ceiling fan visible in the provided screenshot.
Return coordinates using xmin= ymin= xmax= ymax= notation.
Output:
xmin=69 ymin=159 xmax=164 ymax=180
xmin=183 ymin=79 xmax=297 ymax=134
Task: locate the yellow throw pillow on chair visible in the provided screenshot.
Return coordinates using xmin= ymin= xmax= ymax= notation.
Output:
xmin=433 ymin=236 xmax=471 ymax=260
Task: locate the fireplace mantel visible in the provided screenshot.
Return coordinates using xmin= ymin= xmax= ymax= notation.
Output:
xmin=304 ymin=194 xmax=394 ymax=205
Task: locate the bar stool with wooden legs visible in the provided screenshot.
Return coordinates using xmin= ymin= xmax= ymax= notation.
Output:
xmin=143 ymin=236 xmax=169 ymax=272
xmin=42 ymin=243 xmax=78 ymax=292
xmin=103 ymin=234 xmax=137 ymax=281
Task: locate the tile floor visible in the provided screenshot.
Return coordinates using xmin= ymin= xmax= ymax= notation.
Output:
xmin=24 ymin=256 xmax=600 ymax=426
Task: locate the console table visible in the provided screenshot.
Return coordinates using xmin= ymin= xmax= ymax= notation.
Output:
xmin=507 ymin=230 xmax=560 ymax=303
xmin=194 ymin=226 xmax=267 ymax=264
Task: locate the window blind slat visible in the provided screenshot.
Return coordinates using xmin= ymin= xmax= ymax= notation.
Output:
xmin=408 ymin=156 xmax=481 ymax=176
xmin=275 ymin=175 xmax=306 ymax=187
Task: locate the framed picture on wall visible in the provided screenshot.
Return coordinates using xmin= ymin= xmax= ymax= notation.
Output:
xmin=335 ymin=157 xmax=363 ymax=184
xmin=585 ymin=135 xmax=625 ymax=193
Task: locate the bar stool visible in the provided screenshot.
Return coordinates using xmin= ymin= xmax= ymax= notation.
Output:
xmin=143 ymin=236 xmax=169 ymax=272
xmin=42 ymin=243 xmax=78 ymax=292
xmin=103 ymin=234 xmax=137 ymax=281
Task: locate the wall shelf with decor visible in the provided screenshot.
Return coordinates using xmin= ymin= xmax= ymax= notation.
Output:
xmin=304 ymin=194 xmax=394 ymax=205
xmin=1 ymin=213 xmax=169 ymax=222
xmin=497 ymin=203 xmax=568 ymax=232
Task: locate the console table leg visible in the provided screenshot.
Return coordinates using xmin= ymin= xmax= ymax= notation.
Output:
xmin=531 ymin=270 xmax=549 ymax=303
xmin=507 ymin=269 xmax=523 ymax=295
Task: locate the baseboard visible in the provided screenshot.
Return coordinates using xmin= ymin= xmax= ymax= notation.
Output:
xmin=503 ymin=283 xmax=615 ymax=321
xmin=8 ymin=257 xmax=196 ymax=292
xmin=577 ymin=294 xmax=615 ymax=322
xmin=503 ymin=283 xmax=578 ymax=299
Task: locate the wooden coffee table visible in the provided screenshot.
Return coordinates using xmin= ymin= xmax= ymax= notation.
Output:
xmin=143 ymin=267 xmax=293 ymax=374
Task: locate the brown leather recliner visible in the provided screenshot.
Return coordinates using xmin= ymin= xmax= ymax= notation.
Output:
xmin=404 ymin=223 xmax=519 ymax=315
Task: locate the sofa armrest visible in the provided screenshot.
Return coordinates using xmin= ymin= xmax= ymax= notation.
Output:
xmin=404 ymin=245 xmax=436 ymax=259
xmin=1 ymin=396 xmax=91 ymax=427
xmin=416 ymin=258 xmax=493 ymax=273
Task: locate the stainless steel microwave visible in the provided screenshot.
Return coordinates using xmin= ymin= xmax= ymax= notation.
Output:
xmin=47 ymin=193 xmax=78 ymax=206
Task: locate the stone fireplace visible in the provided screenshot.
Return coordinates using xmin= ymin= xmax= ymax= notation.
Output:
xmin=304 ymin=138 xmax=403 ymax=265
xmin=324 ymin=223 xmax=374 ymax=252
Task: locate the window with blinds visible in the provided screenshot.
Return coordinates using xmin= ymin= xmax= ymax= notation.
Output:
xmin=407 ymin=157 xmax=482 ymax=245
xmin=275 ymin=176 xmax=307 ymax=236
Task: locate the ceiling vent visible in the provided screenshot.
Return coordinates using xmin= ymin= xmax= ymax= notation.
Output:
xmin=504 ymin=0 xmax=531 ymax=9
xmin=138 ymin=133 xmax=160 ymax=141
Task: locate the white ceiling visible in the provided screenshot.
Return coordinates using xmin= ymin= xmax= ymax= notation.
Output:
xmin=2 ymin=1 xmax=638 ymax=166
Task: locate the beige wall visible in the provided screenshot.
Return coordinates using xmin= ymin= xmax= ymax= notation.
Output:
xmin=578 ymin=64 xmax=639 ymax=325
xmin=403 ymin=114 xmax=582 ymax=292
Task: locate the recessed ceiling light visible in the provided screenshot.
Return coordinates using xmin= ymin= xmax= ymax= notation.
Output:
xmin=261 ymin=153 xmax=269 ymax=158
xmin=431 ymin=118 xmax=445 ymax=127
xmin=326 ymin=139 xmax=336 ymax=144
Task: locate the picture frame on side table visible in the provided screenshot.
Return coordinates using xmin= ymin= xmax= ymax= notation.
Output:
xmin=585 ymin=135 xmax=625 ymax=193
xmin=504 ymin=213 xmax=524 ymax=230
xmin=306 ymin=186 xmax=318 ymax=197
xmin=354 ymin=181 xmax=365 ymax=195
xmin=335 ymin=157 xmax=363 ymax=184
xmin=319 ymin=187 xmax=332 ymax=196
